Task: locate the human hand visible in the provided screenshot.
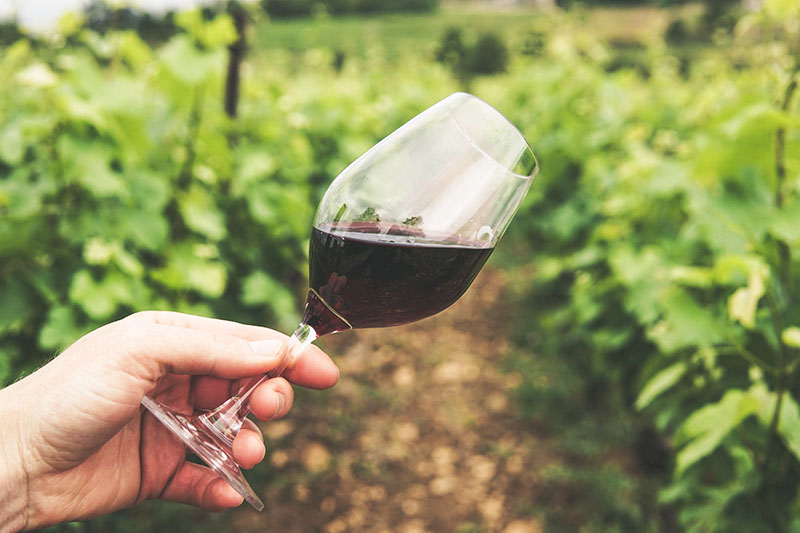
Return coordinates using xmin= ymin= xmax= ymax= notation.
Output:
xmin=0 ymin=311 xmax=339 ymax=531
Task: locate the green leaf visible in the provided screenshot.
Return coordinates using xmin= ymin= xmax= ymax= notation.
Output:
xmin=769 ymin=200 xmax=800 ymax=244
xmin=334 ymin=203 xmax=347 ymax=223
xmin=403 ymin=216 xmax=423 ymax=226
xmin=179 ymin=186 xmax=227 ymax=241
xmin=783 ymin=327 xmax=800 ymax=349
xmin=728 ymin=268 xmax=767 ymax=329
xmin=199 ymin=15 xmax=238 ymax=48
xmin=119 ymin=209 xmax=168 ymax=251
xmin=0 ymin=346 xmax=13 ymax=385
xmin=188 ymin=261 xmax=226 ymax=298
xmin=56 ymin=138 xmax=127 ymax=198
xmin=39 ymin=306 xmax=87 ymax=350
xmin=648 ymin=288 xmax=725 ymax=353
xmin=748 ymin=384 xmax=800 ymax=464
xmin=83 ymin=238 xmax=115 ymax=265
xmin=609 ymin=245 xmax=669 ymax=325
xmin=0 ymin=281 xmax=31 ymax=335
xmin=676 ymin=389 xmax=759 ymax=475
xmin=151 ymin=243 xmax=227 ymax=297
xmin=356 ymin=207 xmax=380 ymax=222
xmin=247 ymin=183 xmax=312 ymax=239
xmin=241 ymin=271 xmax=299 ymax=331
xmin=636 ymin=362 xmax=687 ymax=410
xmin=236 ymin=152 xmax=276 ymax=185
xmin=15 ymin=62 xmax=57 ymax=88
xmin=159 ymin=35 xmax=222 ymax=86
xmin=763 ymin=0 xmax=800 ymax=19
xmin=670 ymin=266 xmax=715 ymax=288
xmin=174 ymin=10 xmax=237 ymax=48
xmin=119 ymin=31 xmax=153 ymax=70
xmin=69 ymin=270 xmax=117 ymax=320
xmin=777 ymin=394 xmax=800 ymax=463
xmin=0 ymin=123 xmax=24 ymax=165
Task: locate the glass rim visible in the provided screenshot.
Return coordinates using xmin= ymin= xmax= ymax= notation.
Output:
xmin=445 ymin=92 xmax=539 ymax=181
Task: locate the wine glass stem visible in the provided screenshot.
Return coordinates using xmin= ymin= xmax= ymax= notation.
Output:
xmin=197 ymin=323 xmax=318 ymax=446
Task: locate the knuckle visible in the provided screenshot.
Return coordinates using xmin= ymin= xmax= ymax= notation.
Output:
xmin=124 ymin=310 xmax=156 ymax=326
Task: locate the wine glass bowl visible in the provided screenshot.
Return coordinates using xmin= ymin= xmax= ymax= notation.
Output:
xmin=304 ymin=92 xmax=537 ymax=335
xmin=314 ymin=92 xmax=538 ymax=250
xmin=141 ymin=92 xmax=538 ymax=511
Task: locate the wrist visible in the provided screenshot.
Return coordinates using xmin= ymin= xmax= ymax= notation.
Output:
xmin=0 ymin=383 xmax=29 ymax=532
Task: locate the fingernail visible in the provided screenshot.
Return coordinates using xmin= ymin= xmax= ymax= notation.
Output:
xmin=273 ymin=393 xmax=285 ymax=418
xmin=249 ymin=339 xmax=283 ymax=359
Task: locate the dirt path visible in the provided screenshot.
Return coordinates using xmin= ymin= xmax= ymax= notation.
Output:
xmin=231 ymin=269 xmax=547 ymax=532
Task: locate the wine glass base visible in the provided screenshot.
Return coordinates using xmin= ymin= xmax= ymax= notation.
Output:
xmin=141 ymin=396 xmax=265 ymax=511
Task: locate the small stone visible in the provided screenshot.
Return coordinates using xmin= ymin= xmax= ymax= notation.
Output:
xmin=294 ymin=484 xmax=310 ymax=502
xmin=432 ymin=445 xmax=456 ymax=467
xmin=414 ymin=460 xmax=433 ymax=476
xmin=479 ymin=496 xmax=504 ymax=523
xmin=504 ymin=519 xmax=543 ymax=533
xmin=367 ymin=485 xmax=387 ymax=501
xmin=487 ymin=391 xmax=509 ymax=413
xmin=429 ymin=476 xmax=456 ymax=495
xmin=396 ymin=422 xmax=420 ymax=442
xmin=407 ymin=484 xmax=427 ymax=499
xmin=399 ymin=519 xmax=427 ymax=533
xmin=320 ymin=497 xmax=336 ymax=513
xmin=270 ymin=450 xmax=289 ymax=468
xmin=262 ymin=419 xmax=293 ymax=440
xmin=386 ymin=440 xmax=409 ymax=460
xmin=393 ymin=365 xmax=415 ymax=387
xmin=506 ymin=455 xmax=524 ymax=474
xmin=402 ymin=499 xmax=421 ymax=516
xmin=468 ymin=455 xmax=497 ymax=484
xmin=433 ymin=361 xmax=479 ymax=384
xmin=302 ymin=442 xmax=331 ymax=473
xmin=351 ymin=487 xmax=369 ymax=505
xmin=346 ymin=509 xmax=367 ymax=528
xmin=324 ymin=519 xmax=347 ymax=533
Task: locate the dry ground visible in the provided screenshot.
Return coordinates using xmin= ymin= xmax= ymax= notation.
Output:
xmin=229 ymin=269 xmax=551 ymax=532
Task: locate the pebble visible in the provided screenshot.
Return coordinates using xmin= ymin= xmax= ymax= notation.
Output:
xmin=504 ymin=519 xmax=543 ymax=533
xmin=302 ymin=442 xmax=331 ymax=473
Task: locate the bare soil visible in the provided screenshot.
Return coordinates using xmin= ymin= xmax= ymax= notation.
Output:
xmin=231 ymin=269 xmax=548 ymax=532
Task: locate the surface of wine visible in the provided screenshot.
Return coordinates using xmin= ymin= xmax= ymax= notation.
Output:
xmin=303 ymin=222 xmax=494 ymax=336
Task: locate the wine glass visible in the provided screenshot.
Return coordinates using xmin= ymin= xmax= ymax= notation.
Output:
xmin=141 ymin=92 xmax=538 ymax=511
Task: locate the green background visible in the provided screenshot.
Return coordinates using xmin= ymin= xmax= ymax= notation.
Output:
xmin=2 ymin=0 xmax=800 ymax=530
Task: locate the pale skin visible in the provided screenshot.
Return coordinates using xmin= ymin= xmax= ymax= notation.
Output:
xmin=0 ymin=311 xmax=339 ymax=532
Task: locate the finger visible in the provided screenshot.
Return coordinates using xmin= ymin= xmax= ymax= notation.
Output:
xmin=124 ymin=316 xmax=287 ymax=379
xmin=249 ymin=377 xmax=294 ymax=421
xmin=160 ymin=461 xmax=244 ymax=511
xmin=233 ymin=419 xmax=266 ymax=469
xmin=137 ymin=310 xmax=288 ymax=342
xmin=283 ymin=345 xmax=340 ymax=390
xmin=190 ymin=345 xmax=339 ymax=402
xmin=190 ymin=376 xmax=238 ymax=410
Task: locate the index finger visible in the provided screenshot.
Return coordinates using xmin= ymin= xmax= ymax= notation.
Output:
xmin=141 ymin=311 xmax=285 ymax=341
xmin=136 ymin=311 xmax=339 ymax=388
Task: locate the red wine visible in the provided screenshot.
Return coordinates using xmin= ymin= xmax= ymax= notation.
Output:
xmin=303 ymin=222 xmax=494 ymax=336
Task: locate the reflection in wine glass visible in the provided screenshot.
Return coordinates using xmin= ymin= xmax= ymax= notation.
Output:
xmin=319 ymin=272 xmax=347 ymax=310
xmin=141 ymin=92 xmax=538 ymax=510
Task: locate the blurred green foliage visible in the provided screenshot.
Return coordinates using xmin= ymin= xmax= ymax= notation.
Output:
xmin=1 ymin=0 xmax=800 ymax=531
xmin=0 ymin=9 xmax=455 ymax=384
xmin=262 ymin=0 xmax=439 ymax=18
xmin=436 ymin=28 xmax=510 ymax=79
xmin=493 ymin=1 xmax=800 ymax=529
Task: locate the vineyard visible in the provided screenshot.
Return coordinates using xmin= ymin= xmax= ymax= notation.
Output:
xmin=2 ymin=1 xmax=800 ymax=531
